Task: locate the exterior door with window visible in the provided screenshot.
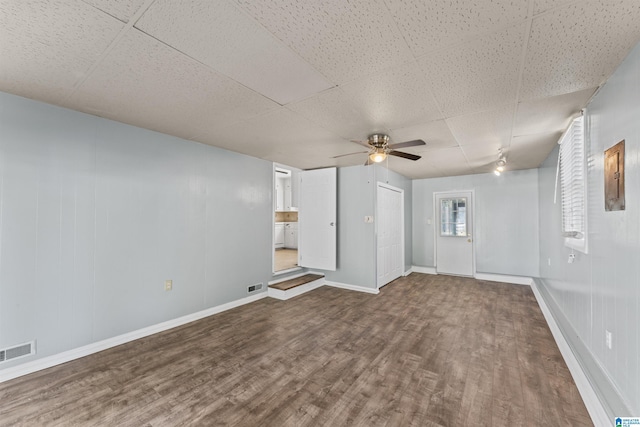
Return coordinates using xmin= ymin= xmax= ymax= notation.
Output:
xmin=435 ymin=191 xmax=474 ymax=276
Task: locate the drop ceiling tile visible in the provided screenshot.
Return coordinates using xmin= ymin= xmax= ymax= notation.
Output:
xmin=135 ymin=0 xmax=332 ymax=105
xmin=514 ymin=87 xmax=595 ymax=137
xmin=286 ymin=87 xmax=377 ymax=140
xmin=508 ymin=133 xmax=560 ymax=169
xmin=385 ymin=0 xmax=529 ymax=57
xmin=340 ymin=61 xmax=442 ymax=130
xmin=235 ymin=0 xmax=414 ymax=84
xmin=193 ymin=108 xmax=345 ymax=163
xmin=82 ymin=0 xmax=149 ymax=23
xmin=385 ymin=156 xmax=446 ymax=179
xmin=521 ymin=0 xmax=640 ymax=100
xmin=389 ymin=120 xmax=459 ymax=153
xmin=446 ymin=104 xmax=515 ymax=148
xmin=533 ymin=0 xmax=577 ymax=16
xmin=461 ymin=143 xmax=505 ymax=169
xmin=66 ymin=29 xmax=279 ymax=140
xmin=419 ymin=24 xmax=525 ymax=117
xmin=0 ymin=0 xmax=123 ymax=104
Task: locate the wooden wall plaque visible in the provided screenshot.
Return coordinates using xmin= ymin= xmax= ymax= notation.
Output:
xmin=605 ymin=140 xmax=625 ymax=211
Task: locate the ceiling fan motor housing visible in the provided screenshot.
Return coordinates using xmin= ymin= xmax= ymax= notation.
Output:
xmin=368 ymin=133 xmax=390 ymax=148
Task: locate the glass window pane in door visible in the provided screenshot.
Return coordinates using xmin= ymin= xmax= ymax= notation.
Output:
xmin=440 ymin=198 xmax=467 ymax=236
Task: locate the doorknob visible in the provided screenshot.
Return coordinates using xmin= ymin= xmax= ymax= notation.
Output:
xmin=330 ymin=222 xmax=335 ymax=226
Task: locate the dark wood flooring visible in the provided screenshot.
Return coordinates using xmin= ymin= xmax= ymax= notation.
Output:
xmin=269 ymin=274 xmax=324 ymax=291
xmin=0 ymin=274 xmax=592 ymax=426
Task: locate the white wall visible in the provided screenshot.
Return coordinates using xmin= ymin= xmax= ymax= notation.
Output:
xmin=537 ymin=42 xmax=640 ymax=416
xmin=412 ymin=169 xmax=540 ymax=277
xmin=0 ymin=92 xmax=274 ymax=369
xmin=324 ymin=164 xmax=412 ymax=289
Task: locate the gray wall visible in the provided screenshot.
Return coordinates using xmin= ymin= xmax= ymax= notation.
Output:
xmin=324 ymin=164 xmax=412 ymax=289
xmin=412 ymin=169 xmax=540 ymax=277
xmin=0 ymin=92 xmax=274 ymax=369
xmin=537 ymin=42 xmax=640 ymax=415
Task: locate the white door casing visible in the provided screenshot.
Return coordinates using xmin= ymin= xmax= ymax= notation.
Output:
xmin=377 ymin=183 xmax=404 ymax=288
xmin=299 ymin=168 xmax=336 ymax=271
xmin=435 ymin=191 xmax=474 ymax=276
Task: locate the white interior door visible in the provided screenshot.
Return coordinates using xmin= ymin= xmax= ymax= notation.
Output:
xmin=377 ymin=183 xmax=404 ymax=288
xmin=435 ymin=191 xmax=474 ymax=276
xmin=299 ymin=168 xmax=336 ymax=271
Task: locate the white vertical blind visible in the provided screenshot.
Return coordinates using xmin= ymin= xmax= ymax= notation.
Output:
xmin=559 ymin=115 xmax=586 ymax=240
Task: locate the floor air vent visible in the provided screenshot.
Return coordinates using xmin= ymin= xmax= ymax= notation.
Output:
xmin=247 ymin=283 xmax=263 ymax=294
xmin=0 ymin=341 xmax=35 ymax=364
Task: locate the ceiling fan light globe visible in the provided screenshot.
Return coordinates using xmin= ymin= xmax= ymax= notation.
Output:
xmin=370 ymin=152 xmax=387 ymax=163
xmin=494 ymin=169 xmax=501 ymax=176
xmin=496 ymin=165 xmax=505 ymax=172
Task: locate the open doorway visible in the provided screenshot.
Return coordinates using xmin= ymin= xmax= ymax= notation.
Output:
xmin=274 ymin=164 xmax=300 ymax=274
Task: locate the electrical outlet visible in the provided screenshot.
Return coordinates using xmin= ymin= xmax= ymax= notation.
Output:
xmin=605 ymin=330 xmax=612 ymax=349
xmin=165 ymin=280 xmax=173 ymax=291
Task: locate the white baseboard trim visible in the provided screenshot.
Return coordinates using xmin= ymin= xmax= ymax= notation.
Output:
xmin=474 ymin=273 xmax=533 ymax=286
xmin=403 ymin=267 xmax=413 ymax=276
xmin=530 ymin=280 xmax=608 ymax=427
xmin=267 ymin=278 xmax=325 ymax=301
xmin=0 ymin=292 xmax=268 ymax=384
xmin=411 ymin=266 xmax=437 ymax=275
xmin=325 ymin=281 xmax=379 ymax=295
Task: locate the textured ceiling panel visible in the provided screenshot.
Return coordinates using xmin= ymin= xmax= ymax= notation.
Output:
xmin=385 ymin=0 xmax=529 ymax=57
xmin=82 ymin=0 xmax=149 ymax=23
xmin=446 ymin=105 xmax=514 ymax=149
xmin=532 ymin=0 xmax=578 ymax=16
xmin=0 ymin=0 xmax=123 ymax=104
xmin=382 ymin=156 xmax=446 ymax=180
xmin=508 ymin=133 xmax=560 ymax=169
xmin=420 ymin=24 xmax=525 ymax=117
xmin=192 ymin=109 xmax=345 ymax=165
xmin=66 ymin=29 xmax=280 ymax=140
xmin=2 ymin=0 xmax=639 ymax=179
xmin=135 ymin=0 xmax=332 ymax=105
xmin=286 ymin=87 xmax=377 ymax=140
xmin=461 ymin=143 xmax=505 ymax=169
xmin=235 ymin=0 xmax=414 ymax=84
xmin=340 ymin=61 xmax=442 ymax=130
xmin=514 ymin=87 xmax=595 ymax=137
xmin=389 ymin=120 xmax=459 ymax=153
xmin=521 ymin=0 xmax=640 ymax=100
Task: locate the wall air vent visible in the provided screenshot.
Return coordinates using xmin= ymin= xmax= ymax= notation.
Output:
xmin=0 ymin=341 xmax=35 ymax=364
xmin=247 ymin=283 xmax=263 ymax=294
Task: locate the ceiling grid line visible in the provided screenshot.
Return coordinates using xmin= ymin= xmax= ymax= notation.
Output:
xmin=2 ymin=0 xmax=640 ymax=178
xmin=507 ymin=0 xmax=536 ymax=153
xmin=62 ymin=0 xmax=158 ymax=103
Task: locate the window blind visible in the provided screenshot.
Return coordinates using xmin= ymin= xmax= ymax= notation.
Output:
xmin=559 ymin=115 xmax=585 ymax=240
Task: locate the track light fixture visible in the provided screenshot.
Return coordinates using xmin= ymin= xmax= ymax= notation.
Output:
xmin=494 ymin=149 xmax=507 ymax=175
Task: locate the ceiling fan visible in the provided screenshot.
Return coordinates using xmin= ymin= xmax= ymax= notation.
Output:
xmin=333 ymin=134 xmax=426 ymax=165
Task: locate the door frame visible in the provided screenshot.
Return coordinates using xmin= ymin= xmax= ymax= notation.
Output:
xmin=376 ymin=182 xmax=405 ymax=289
xmin=433 ymin=190 xmax=476 ymax=277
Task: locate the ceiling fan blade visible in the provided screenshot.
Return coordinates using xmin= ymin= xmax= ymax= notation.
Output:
xmin=389 ymin=150 xmax=421 ymax=161
xmin=332 ymin=150 xmax=368 ymax=159
xmin=350 ymin=139 xmax=372 ymax=148
xmin=388 ymin=139 xmax=426 ymax=149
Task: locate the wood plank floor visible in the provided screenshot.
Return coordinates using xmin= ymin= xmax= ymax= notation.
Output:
xmin=0 ymin=274 xmax=592 ymax=426
xmin=269 ymin=274 xmax=324 ymax=291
